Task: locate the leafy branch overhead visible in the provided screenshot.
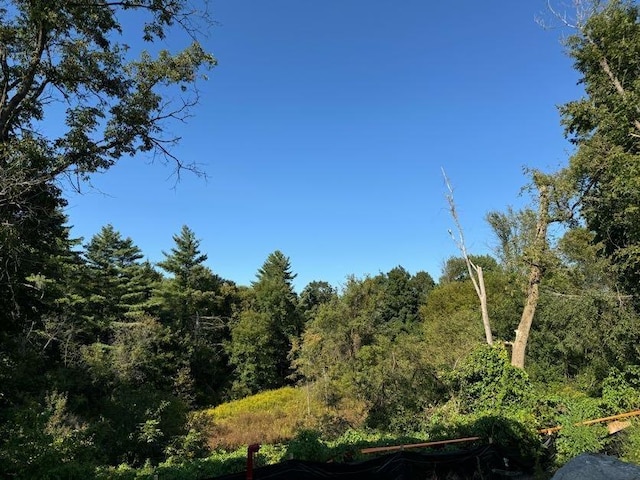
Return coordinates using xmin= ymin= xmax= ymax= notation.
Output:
xmin=0 ymin=0 xmax=216 ymax=207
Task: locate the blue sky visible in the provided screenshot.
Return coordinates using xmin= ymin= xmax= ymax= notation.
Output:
xmin=63 ymin=0 xmax=582 ymax=292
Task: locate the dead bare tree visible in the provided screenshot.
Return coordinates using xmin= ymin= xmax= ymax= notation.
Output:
xmin=442 ymin=168 xmax=493 ymax=345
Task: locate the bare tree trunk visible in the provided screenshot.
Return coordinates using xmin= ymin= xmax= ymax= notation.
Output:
xmin=476 ymin=265 xmax=492 ymax=345
xmin=442 ymin=169 xmax=493 ymax=345
xmin=511 ymin=182 xmax=550 ymax=368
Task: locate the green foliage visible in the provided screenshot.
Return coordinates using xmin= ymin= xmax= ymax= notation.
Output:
xmin=553 ymin=393 xmax=608 ymax=465
xmin=529 ymin=383 xmax=639 ymax=467
xmin=228 ymin=309 xmax=286 ymax=396
xmin=155 ymin=225 xmax=225 ymax=330
xmin=448 ymin=344 xmax=532 ymax=414
xmin=530 ymin=266 xmax=640 ymax=389
xmin=0 ymin=392 xmax=98 ymax=479
xmin=420 ymin=280 xmax=485 ymax=368
xmin=252 ymin=250 xmax=301 ymax=338
xmin=96 ymin=448 xmax=248 ymax=480
xmin=0 ymin=0 xmax=216 ymax=191
xmin=298 ymin=280 xmax=337 ymax=322
xmin=228 ymin=251 xmax=300 ymax=395
xmin=80 ymin=225 xmax=160 ymax=340
xmin=93 ymin=388 xmax=190 ymax=466
xmin=154 ymin=225 xmax=237 ymax=405
xmin=348 ymin=334 xmax=445 ymax=432
xmin=486 ymin=207 xmax=538 ymax=276
xmin=618 ymin=422 xmax=640 ymax=465
xmin=296 ymin=270 xmax=445 ymax=431
xmin=602 ymin=365 xmax=640 ymax=412
xmin=285 ymin=429 xmax=331 ymax=461
xmin=439 ymin=254 xmax=500 ymax=284
xmin=561 ymin=0 xmax=640 ymax=299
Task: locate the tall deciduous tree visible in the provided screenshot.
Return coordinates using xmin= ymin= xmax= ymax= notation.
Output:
xmin=559 ymin=0 xmax=640 ymax=300
xmin=510 ymin=174 xmax=554 ymax=369
xmin=0 ymin=0 xmax=216 ymax=206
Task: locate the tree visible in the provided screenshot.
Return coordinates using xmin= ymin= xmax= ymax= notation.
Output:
xmin=155 ymin=225 xmax=223 ymax=331
xmin=442 ymin=169 xmax=493 ymax=345
xmin=296 ymin=276 xmax=385 ymax=403
xmin=486 ymin=207 xmax=538 ymax=276
xmin=421 ymin=279 xmax=489 ymax=368
xmin=439 ymin=255 xmax=499 ymax=284
xmin=252 ymin=250 xmax=301 ymax=339
xmin=155 ymin=225 xmax=234 ymax=404
xmin=228 ymin=310 xmax=284 ymax=397
xmin=298 ymin=280 xmax=337 ymax=322
xmin=157 ymin=226 xmax=210 ymax=290
xmin=82 ymin=225 xmax=157 ymax=335
xmin=526 ymin=227 xmax=640 ymax=384
xmin=297 ymin=275 xmax=444 ymax=428
xmin=486 ymin=171 xmax=575 ymax=369
xmin=228 ymin=251 xmax=300 ymax=396
xmin=0 ymin=0 xmax=216 ymax=208
xmin=411 ymin=270 xmax=436 ymax=304
xmin=375 ymin=266 xmax=433 ymax=334
xmin=509 ymin=174 xmax=555 ymax=368
xmin=558 ymin=0 xmax=640 ymax=300
xmin=0 ymin=186 xmax=70 ymax=338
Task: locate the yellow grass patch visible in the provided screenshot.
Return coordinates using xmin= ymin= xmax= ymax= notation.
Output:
xmin=203 ymin=386 xmax=366 ymax=450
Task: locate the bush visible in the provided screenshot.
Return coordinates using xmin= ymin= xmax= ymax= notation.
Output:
xmin=0 ymin=392 xmax=98 ymax=479
xmin=285 ymin=429 xmax=330 ymax=461
xmin=448 ymin=344 xmax=532 ymax=414
xmin=602 ymin=365 xmax=640 ymax=412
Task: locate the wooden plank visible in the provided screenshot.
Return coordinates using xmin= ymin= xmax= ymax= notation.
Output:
xmin=361 ymin=436 xmax=481 ymax=455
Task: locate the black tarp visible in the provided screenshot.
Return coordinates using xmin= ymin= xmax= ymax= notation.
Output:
xmin=208 ymin=444 xmax=528 ymax=479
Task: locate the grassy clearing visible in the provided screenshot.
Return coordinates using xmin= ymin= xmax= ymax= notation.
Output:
xmin=203 ymin=386 xmax=366 ymax=449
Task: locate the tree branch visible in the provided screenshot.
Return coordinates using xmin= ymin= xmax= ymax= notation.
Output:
xmin=0 ymin=22 xmax=47 ymax=140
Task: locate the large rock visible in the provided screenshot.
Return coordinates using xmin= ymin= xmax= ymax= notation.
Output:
xmin=551 ymin=453 xmax=640 ymax=480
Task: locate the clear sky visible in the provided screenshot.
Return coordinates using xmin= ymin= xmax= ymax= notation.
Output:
xmin=62 ymin=0 xmax=582 ymax=292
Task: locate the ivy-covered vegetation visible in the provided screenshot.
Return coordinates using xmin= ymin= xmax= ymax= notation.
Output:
xmin=4 ymin=0 xmax=640 ymax=478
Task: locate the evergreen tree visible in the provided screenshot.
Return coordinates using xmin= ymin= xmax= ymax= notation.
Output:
xmin=0 ymin=183 xmax=70 ymax=339
xmin=252 ymin=250 xmax=301 ymax=337
xmin=82 ymin=225 xmax=156 ymax=337
xmin=155 ymin=225 xmax=222 ymax=332
xmin=0 ymin=188 xmax=81 ymax=408
xmin=228 ymin=250 xmax=300 ymax=396
xmin=155 ymin=225 xmax=236 ymax=405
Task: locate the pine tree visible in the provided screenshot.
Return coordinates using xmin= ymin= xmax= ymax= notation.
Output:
xmin=82 ymin=225 xmax=156 ymax=337
xmin=229 ymin=251 xmax=300 ymax=396
xmin=155 ymin=225 xmax=222 ymax=332
xmin=155 ymin=225 xmax=235 ymax=405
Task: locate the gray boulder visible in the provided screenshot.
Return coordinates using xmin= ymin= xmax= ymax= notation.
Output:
xmin=552 ymin=453 xmax=640 ymax=480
